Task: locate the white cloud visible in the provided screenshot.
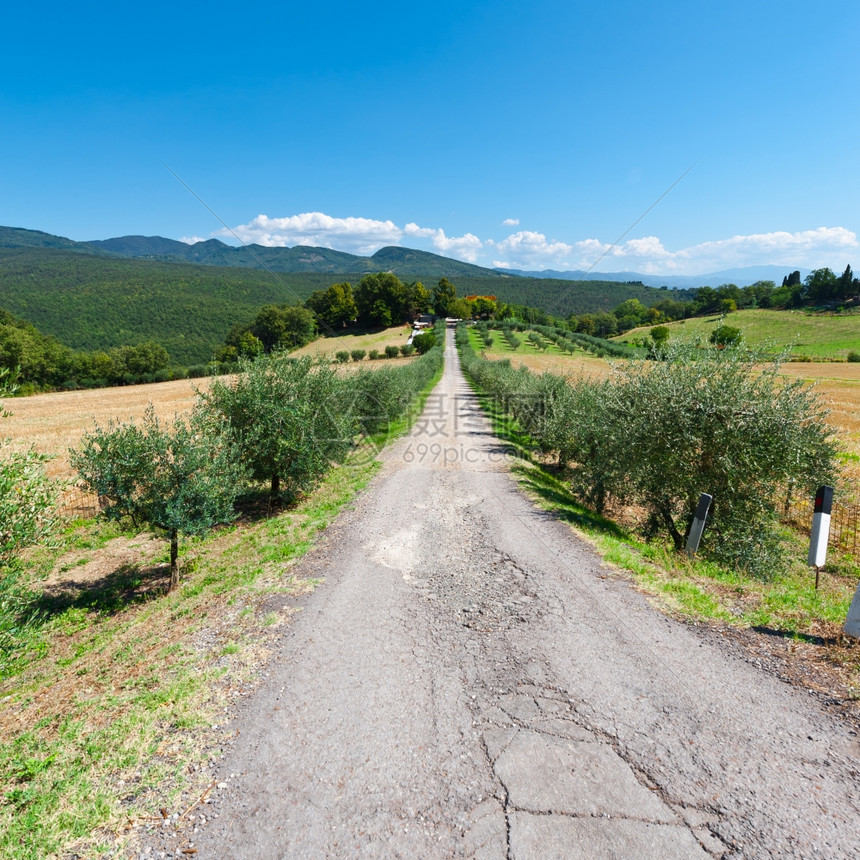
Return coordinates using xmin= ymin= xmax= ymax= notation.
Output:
xmin=502 ymin=218 xmax=519 ymax=226
xmin=179 ymin=235 xmax=207 ymax=245
xmin=672 ymin=227 xmax=858 ymax=272
xmin=218 ymin=212 xmax=402 ymax=256
xmin=200 ymin=211 xmax=858 ymax=275
xmin=492 ymin=230 xmax=574 ymax=270
xmin=403 ymin=223 xmax=483 ymax=262
xmin=216 ymin=212 xmax=485 ymax=263
xmin=561 ymin=227 xmax=859 ymax=275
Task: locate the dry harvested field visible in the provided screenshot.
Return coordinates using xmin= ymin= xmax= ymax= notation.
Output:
xmin=1 ymin=346 xmax=422 ymax=483
xmin=504 ymin=350 xmax=611 ymax=379
xmin=4 ymin=341 xmax=857 ymax=484
xmin=473 ymin=327 xmax=860 ymax=482
xmin=292 ymin=324 xmax=413 ymax=358
xmin=504 ymin=344 xmax=860 ymax=460
xmin=1 ymin=378 xmax=207 ymax=479
xmin=781 ymin=364 xmax=860 ymax=451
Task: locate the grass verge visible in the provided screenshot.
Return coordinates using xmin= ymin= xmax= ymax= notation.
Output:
xmin=0 ymin=360 xmax=445 ymax=859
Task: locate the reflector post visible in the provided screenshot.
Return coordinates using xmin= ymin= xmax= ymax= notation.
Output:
xmin=808 ymin=485 xmax=834 ymax=569
xmin=845 ymin=585 xmax=860 ymax=638
xmin=685 ymin=493 xmax=713 ymax=557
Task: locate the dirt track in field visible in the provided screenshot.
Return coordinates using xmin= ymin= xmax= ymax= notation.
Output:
xmin=137 ymin=328 xmax=860 ymax=858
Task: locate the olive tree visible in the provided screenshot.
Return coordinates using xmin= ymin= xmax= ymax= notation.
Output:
xmin=603 ymin=343 xmax=836 ymax=575
xmin=412 ymin=332 xmax=437 ymax=354
xmin=200 ymin=352 xmax=355 ymax=501
xmin=71 ymin=406 xmax=245 ymax=590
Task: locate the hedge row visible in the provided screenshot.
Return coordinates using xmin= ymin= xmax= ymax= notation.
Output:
xmin=457 ymin=323 xmax=836 ymax=578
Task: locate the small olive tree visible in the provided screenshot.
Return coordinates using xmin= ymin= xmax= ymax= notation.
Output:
xmin=0 ymin=370 xmax=58 ymax=648
xmin=71 ymin=407 xmax=245 ymax=590
xmin=200 ymin=352 xmax=355 ymax=501
xmin=412 ymin=332 xmax=436 ymax=354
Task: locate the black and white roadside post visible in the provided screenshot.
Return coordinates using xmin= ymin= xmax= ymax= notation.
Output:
xmin=685 ymin=493 xmax=713 ymax=557
xmin=808 ymin=485 xmax=834 ymax=590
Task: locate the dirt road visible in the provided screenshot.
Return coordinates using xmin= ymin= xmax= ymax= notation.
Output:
xmin=178 ymin=328 xmax=859 ymax=858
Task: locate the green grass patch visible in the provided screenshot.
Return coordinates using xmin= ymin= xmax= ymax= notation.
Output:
xmin=621 ymin=308 xmax=860 ymax=360
xmin=467 ymin=325 xmax=585 ymax=360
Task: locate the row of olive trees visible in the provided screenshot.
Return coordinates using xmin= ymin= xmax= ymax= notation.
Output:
xmin=71 ymin=324 xmax=445 ymax=592
xmin=457 ymin=324 xmax=837 ymax=577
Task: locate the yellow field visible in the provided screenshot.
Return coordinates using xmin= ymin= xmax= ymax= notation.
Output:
xmin=1 ymin=378 xmax=208 ymax=478
xmin=780 ymin=364 xmax=860 ymax=471
xmin=504 ymin=351 xmax=612 ymax=380
xmin=293 ymin=324 xmax=413 ymax=358
xmin=471 ymin=327 xmax=860 ymax=463
xmin=4 ymin=329 xmax=857 ymax=490
xmin=1 ymin=325 xmax=421 ymax=479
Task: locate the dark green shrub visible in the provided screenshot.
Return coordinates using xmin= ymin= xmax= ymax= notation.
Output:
xmin=351 ymin=349 xmax=366 ymax=362
xmin=709 ymin=325 xmax=742 ymax=348
xmin=412 ymin=332 xmax=436 ymax=355
xmin=335 ymin=350 xmax=350 ymax=364
xmin=457 ymin=325 xmax=837 ymax=578
xmin=384 ymin=345 xmax=400 ymax=359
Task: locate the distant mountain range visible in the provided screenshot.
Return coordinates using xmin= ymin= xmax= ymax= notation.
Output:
xmin=503 ymin=265 xmax=812 ymax=289
xmin=0 ymin=226 xmax=675 ymax=363
xmin=88 ymin=234 xmax=512 ymax=280
xmin=0 ymin=227 xmax=807 ymax=288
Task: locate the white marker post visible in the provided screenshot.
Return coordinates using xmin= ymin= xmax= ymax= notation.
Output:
xmin=685 ymin=493 xmax=713 ymax=557
xmin=808 ymin=485 xmax=833 ymax=590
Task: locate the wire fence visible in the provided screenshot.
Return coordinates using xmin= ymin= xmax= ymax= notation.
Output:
xmin=58 ymin=485 xmax=101 ymax=521
xmin=59 ymin=481 xmax=860 ymax=562
xmin=784 ymin=492 xmax=860 ymax=560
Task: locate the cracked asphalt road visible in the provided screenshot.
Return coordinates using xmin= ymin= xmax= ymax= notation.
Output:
xmin=184 ymin=327 xmax=860 ymax=858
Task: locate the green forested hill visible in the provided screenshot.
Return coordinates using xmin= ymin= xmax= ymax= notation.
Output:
xmin=455 ymin=276 xmax=681 ymax=316
xmin=0 ymin=230 xmax=684 ymax=365
xmin=0 ymin=248 xmax=351 ymax=364
xmin=0 ymin=225 xmax=109 ymax=253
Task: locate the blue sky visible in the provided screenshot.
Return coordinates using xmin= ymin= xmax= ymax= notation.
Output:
xmin=2 ymin=0 xmax=859 ymax=275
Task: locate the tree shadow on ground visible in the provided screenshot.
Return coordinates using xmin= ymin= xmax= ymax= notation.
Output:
xmin=513 ymin=463 xmax=628 ymax=539
xmin=34 ymin=562 xmax=169 ymax=621
xmin=232 ymin=487 xmax=304 ymax=525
